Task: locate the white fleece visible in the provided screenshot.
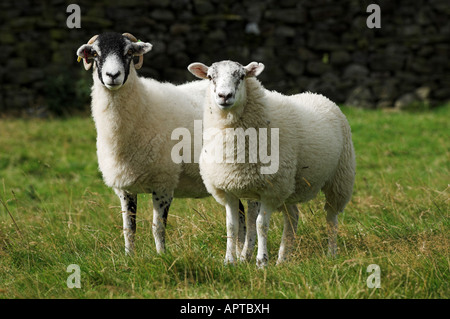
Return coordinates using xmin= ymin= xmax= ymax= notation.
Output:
xmin=199 ymin=74 xmax=356 ymax=266
xmin=200 ymin=77 xmax=356 ymax=211
xmin=91 ymin=65 xmax=210 ymax=197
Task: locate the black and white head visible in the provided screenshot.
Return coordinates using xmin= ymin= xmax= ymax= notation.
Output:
xmin=188 ymin=60 xmax=265 ymax=109
xmin=76 ymin=32 xmax=152 ymax=90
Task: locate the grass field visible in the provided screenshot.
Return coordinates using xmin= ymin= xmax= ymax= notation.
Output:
xmin=0 ymin=105 xmax=448 ymax=299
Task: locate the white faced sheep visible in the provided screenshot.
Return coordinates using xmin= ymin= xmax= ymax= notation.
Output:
xmin=188 ymin=60 xmax=356 ymax=267
xmin=76 ymin=32 xmax=253 ymax=256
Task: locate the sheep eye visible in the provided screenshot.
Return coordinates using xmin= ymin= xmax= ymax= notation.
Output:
xmin=240 ymin=74 xmax=245 ymax=80
xmin=92 ymin=50 xmax=98 ymax=57
xmin=127 ymin=49 xmax=133 ymax=56
xmin=207 ymin=75 xmax=212 ymax=80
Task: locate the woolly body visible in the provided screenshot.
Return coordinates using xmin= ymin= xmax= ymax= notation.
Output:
xmin=78 ymin=32 xmax=220 ymax=255
xmin=91 ymin=68 xmax=209 ymax=197
xmin=190 ymin=60 xmax=355 ymax=266
xmin=201 ymin=77 xmax=355 ymax=211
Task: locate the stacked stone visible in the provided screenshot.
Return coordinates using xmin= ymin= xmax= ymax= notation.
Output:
xmin=0 ymin=0 xmax=448 ymax=115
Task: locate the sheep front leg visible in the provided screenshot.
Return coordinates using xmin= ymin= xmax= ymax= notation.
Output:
xmin=240 ymin=201 xmax=260 ymax=262
xmin=115 ymin=189 xmax=137 ymax=255
xmin=256 ymin=203 xmax=274 ymax=268
xmin=224 ymin=193 xmax=240 ymax=265
xmin=152 ymin=191 xmax=173 ymax=254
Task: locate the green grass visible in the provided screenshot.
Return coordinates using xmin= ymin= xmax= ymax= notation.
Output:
xmin=0 ymin=105 xmax=448 ymax=299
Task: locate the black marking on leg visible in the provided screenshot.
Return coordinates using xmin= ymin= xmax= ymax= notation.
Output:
xmin=153 ymin=192 xmax=172 ymax=227
xmin=123 ymin=193 xmax=137 ymax=232
xmin=162 ymin=198 xmax=172 ymax=227
xmin=125 ymin=193 xmax=137 ymax=214
xmin=238 ymin=199 xmax=246 ymax=233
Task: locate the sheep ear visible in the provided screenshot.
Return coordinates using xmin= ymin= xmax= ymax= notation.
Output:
xmin=76 ymin=44 xmax=94 ymax=59
xmin=188 ymin=63 xmax=209 ymax=79
xmin=131 ymin=42 xmax=153 ymax=56
xmin=244 ymin=62 xmax=265 ymax=77
xmin=76 ymin=44 xmax=96 ymax=70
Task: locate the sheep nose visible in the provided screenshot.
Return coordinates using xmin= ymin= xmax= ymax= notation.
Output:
xmin=106 ymin=71 xmax=121 ymax=80
xmin=218 ymin=92 xmax=233 ymax=100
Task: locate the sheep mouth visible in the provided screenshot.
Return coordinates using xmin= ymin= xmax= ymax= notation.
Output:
xmin=217 ymin=98 xmax=236 ymax=109
xmin=217 ymin=102 xmax=234 ymax=109
xmin=105 ymin=83 xmax=123 ymax=91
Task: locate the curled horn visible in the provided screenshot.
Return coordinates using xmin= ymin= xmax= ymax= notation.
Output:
xmin=122 ymin=32 xmax=144 ymax=70
xmin=83 ymin=34 xmax=99 ymax=71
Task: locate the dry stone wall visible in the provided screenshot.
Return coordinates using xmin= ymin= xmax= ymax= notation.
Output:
xmin=0 ymin=0 xmax=449 ymax=115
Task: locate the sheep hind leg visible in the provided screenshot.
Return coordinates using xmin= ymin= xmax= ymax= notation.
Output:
xmin=240 ymin=201 xmax=260 ymax=262
xmin=324 ymin=135 xmax=356 ymax=258
xmin=276 ymin=205 xmax=299 ymax=265
xmin=323 ymin=184 xmax=351 ymax=258
xmin=323 ymin=176 xmax=354 ymax=257
xmin=256 ymin=203 xmax=275 ymax=268
xmin=237 ymin=200 xmax=246 ymax=258
xmin=152 ymin=191 xmax=173 ymax=254
xmin=115 ymin=189 xmax=137 ymax=256
xmin=325 ymin=205 xmax=338 ymax=258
